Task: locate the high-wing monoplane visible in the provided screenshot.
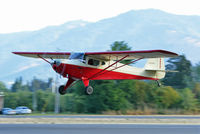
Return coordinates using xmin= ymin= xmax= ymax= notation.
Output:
xmin=13 ymin=50 xmax=178 ymax=95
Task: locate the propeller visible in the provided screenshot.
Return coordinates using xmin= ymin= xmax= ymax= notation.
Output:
xmin=38 ymin=52 xmax=67 ymax=78
xmin=50 ymin=59 xmax=60 ymax=66
xmin=50 ymin=59 xmax=62 ymax=72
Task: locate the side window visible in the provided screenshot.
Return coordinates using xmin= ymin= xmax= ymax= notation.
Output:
xmin=88 ymin=59 xmax=100 ymax=66
xmin=88 ymin=59 xmax=93 ymax=65
xmin=102 ymin=61 xmax=105 ymax=65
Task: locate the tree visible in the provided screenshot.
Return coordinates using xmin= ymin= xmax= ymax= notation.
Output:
xmin=162 ymin=55 xmax=192 ymax=89
xmin=99 ymin=81 xmax=130 ymax=112
xmin=11 ymin=77 xmax=23 ymax=92
xmin=30 ymin=77 xmax=52 ymax=92
xmin=16 ymin=91 xmax=32 ymax=109
xmin=192 ymin=83 xmax=200 ymax=100
xmin=129 ymin=81 xmax=156 ymax=110
xmin=110 ymin=41 xmax=132 ymax=64
xmin=0 ymin=81 xmax=8 ymax=92
xmin=36 ymin=90 xmax=54 ymax=112
xmin=155 ymin=86 xmax=181 ymax=109
xmin=180 ymin=88 xmax=198 ymax=112
xmin=4 ymin=92 xmax=18 ymax=108
xmin=4 ymin=91 xmax=32 ymax=109
xmin=193 ymin=62 xmax=200 ymax=82
xmin=110 ymin=41 xmax=131 ymax=51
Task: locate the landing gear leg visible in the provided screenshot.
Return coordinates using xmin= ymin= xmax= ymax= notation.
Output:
xmin=82 ymin=77 xmax=93 ymax=95
xmin=58 ymin=77 xmax=75 ymax=95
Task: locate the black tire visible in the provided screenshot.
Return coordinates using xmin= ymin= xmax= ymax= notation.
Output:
xmin=156 ymin=80 xmax=162 ymax=87
xmin=85 ymin=86 xmax=93 ymax=95
xmin=58 ymin=85 xmax=66 ymax=95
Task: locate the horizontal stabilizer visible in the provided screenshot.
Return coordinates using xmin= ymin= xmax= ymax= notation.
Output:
xmin=146 ymin=70 xmax=178 ymax=72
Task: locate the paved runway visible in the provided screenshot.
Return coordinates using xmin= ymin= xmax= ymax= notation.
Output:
xmin=1 ymin=115 xmax=200 ymax=119
xmin=1 ymin=115 xmax=200 ymax=124
xmin=0 ymin=124 xmax=199 ymax=134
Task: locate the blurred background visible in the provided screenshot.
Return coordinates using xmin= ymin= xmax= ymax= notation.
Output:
xmin=0 ymin=0 xmax=200 ymax=115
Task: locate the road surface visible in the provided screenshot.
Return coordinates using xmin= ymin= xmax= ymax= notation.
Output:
xmin=0 ymin=124 xmax=199 ymax=134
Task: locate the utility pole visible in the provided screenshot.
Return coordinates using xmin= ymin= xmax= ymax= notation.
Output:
xmin=0 ymin=92 xmax=4 ymax=111
xmin=54 ymin=74 xmax=60 ymax=114
xmin=32 ymin=86 xmax=37 ymax=112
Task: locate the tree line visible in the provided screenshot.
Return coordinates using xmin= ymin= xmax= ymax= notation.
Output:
xmin=0 ymin=41 xmax=200 ymax=114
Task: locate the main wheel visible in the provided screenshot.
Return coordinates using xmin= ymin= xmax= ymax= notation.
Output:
xmin=85 ymin=86 xmax=93 ymax=95
xmin=58 ymin=85 xmax=66 ymax=95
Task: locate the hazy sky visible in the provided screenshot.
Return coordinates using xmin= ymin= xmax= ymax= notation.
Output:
xmin=0 ymin=0 xmax=200 ymax=33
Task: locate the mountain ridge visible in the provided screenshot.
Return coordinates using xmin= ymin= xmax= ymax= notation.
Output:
xmin=0 ymin=9 xmax=200 ymax=86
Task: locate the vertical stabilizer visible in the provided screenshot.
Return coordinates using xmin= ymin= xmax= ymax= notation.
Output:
xmin=144 ymin=58 xmax=165 ymax=79
xmin=145 ymin=58 xmax=165 ymax=71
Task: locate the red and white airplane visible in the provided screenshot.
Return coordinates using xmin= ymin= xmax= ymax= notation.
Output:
xmin=13 ymin=50 xmax=178 ymax=95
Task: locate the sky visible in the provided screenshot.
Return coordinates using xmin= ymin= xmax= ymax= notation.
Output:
xmin=0 ymin=0 xmax=200 ymax=33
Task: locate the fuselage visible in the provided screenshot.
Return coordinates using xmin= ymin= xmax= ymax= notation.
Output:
xmin=12 ymin=50 xmax=177 ymax=95
xmin=52 ymin=59 xmax=162 ymax=81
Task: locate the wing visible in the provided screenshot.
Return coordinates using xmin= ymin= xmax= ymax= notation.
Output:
xmin=12 ymin=52 xmax=71 ymax=59
xmin=13 ymin=50 xmax=178 ymax=60
xmin=85 ymin=50 xmax=178 ymax=60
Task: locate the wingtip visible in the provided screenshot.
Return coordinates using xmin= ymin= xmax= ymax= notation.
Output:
xmin=12 ymin=52 xmax=21 ymax=55
xmin=159 ymin=50 xmax=179 ymax=57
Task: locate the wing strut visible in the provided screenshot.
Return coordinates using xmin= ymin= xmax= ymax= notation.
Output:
xmin=89 ymin=58 xmax=143 ymax=80
xmin=88 ymin=55 xmax=129 ymax=79
xmin=110 ymin=58 xmax=143 ymax=72
xmin=37 ymin=55 xmax=51 ymax=64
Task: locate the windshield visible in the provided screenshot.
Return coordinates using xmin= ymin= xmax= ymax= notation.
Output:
xmin=69 ymin=52 xmax=85 ymax=60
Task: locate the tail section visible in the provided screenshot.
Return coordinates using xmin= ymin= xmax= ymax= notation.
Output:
xmin=145 ymin=58 xmax=165 ymax=71
xmin=144 ymin=58 xmax=166 ymax=79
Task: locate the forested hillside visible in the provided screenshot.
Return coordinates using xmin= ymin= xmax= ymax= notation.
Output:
xmin=0 ymin=42 xmax=200 ymax=114
xmin=1 ymin=9 xmax=200 ymax=84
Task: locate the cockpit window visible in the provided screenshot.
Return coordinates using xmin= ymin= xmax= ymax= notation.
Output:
xmin=88 ymin=59 xmax=100 ymax=66
xmin=102 ymin=61 xmax=105 ymax=65
xmin=55 ymin=60 xmax=61 ymax=66
xmin=69 ymin=52 xmax=85 ymax=60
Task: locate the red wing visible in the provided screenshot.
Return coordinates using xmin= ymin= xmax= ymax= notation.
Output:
xmin=12 ymin=52 xmax=71 ymax=59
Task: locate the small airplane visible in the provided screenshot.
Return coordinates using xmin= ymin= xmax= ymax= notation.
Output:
xmin=13 ymin=50 xmax=178 ymax=95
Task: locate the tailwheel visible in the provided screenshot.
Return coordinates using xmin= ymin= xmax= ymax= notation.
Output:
xmin=85 ymin=86 xmax=93 ymax=95
xmin=58 ymin=85 xmax=66 ymax=95
xmin=156 ymin=80 xmax=162 ymax=87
